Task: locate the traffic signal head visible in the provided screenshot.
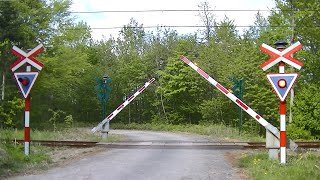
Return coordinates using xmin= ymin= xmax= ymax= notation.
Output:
xmin=18 ymin=77 xmax=30 ymax=86
xmin=266 ymin=73 xmax=298 ymax=102
xmin=278 ymin=79 xmax=287 ymax=88
xmin=14 ymin=72 xmax=39 ymax=98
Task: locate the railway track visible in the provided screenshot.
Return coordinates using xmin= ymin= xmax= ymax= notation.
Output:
xmin=13 ymin=140 xmax=98 ymax=147
xmin=11 ymin=139 xmax=320 ymax=149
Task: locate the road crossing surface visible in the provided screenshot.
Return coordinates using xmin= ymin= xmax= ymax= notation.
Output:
xmin=9 ymin=130 xmax=242 ymax=180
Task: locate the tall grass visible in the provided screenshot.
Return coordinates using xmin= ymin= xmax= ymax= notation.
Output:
xmin=0 ymin=128 xmax=123 ymax=142
xmin=0 ymin=140 xmax=51 ymax=177
xmin=110 ymin=122 xmax=264 ymax=141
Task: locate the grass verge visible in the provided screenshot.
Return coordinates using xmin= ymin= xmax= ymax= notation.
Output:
xmin=0 ymin=127 xmax=123 ymax=178
xmin=238 ymin=150 xmax=320 ymax=180
xmin=0 ymin=143 xmax=51 ymax=177
xmin=0 ymin=128 xmax=124 ymax=142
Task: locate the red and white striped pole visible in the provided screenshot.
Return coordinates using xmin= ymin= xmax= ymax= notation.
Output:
xmin=180 ymin=56 xmax=280 ymax=137
xmin=280 ymin=78 xmax=287 ymax=164
xmin=277 ymin=43 xmax=287 ymax=164
xmin=24 ymin=65 xmax=31 ymax=155
xmin=92 ymin=78 xmax=155 ymax=133
xmin=24 ymin=95 xmax=30 ymax=155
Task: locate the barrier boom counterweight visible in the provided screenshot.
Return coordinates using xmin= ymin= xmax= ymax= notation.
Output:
xmin=180 ymin=56 xmax=281 ymax=137
xmin=92 ymin=78 xmax=155 ymax=133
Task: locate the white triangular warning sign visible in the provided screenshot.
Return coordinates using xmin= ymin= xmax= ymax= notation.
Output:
xmin=266 ymin=73 xmax=299 ymax=102
xmin=14 ymin=72 xmax=39 ymax=98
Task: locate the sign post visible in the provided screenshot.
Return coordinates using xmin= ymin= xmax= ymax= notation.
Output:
xmin=260 ymin=40 xmax=302 ymax=164
xmin=230 ymin=77 xmax=244 ymax=134
xmin=10 ymin=44 xmax=44 ymax=156
xmin=95 ymin=74 xmax=112 ymax=138
xmin=92 ymin=78 xmax=155 ymax=133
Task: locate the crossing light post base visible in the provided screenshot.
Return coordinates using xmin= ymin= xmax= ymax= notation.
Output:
xmin=266 ymin=130 xmax=280 ymax=160
xmin=101 ymin=120 xmax=110 ymax=139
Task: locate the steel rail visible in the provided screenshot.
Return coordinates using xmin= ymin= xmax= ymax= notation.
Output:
xmin=10 ymin=140 xmax=320 ymax=149
xmin=13 ymin=140 xmax=98 ymax=147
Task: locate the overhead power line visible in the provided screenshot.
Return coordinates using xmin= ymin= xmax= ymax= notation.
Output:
xmin=89 ymin=25 xmax=251 ymax=30
xmin=70 ymin=9 xmax=269 ymax=13
xmin=67 ymin=25 xmax=320 ymax=30
xmin=69 ymin=9 xmax=318 ymax=14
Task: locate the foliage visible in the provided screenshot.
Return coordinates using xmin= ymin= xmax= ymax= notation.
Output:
xmin=239 ymin=151 xmax=320 ymax=180
xmin=48 ymin=109 xmax=65 ymax=131
xmin=157 ymin=53 xmax=206 ymax=124
xmin=64 ymin=115 xmax=73 ymax=129
xmin=0 ymin=97 xmax=24 ymax=126
xmin=199 ymin=96 xmax=235 ymax=125
xmin=288 ymin=83 xmax=320 ymax=139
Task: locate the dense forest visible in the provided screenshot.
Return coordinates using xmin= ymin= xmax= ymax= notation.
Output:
xmin=0 ymin=0 xmax=319 ymax=139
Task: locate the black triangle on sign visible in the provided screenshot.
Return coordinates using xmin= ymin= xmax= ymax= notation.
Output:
xmin=266 ymin=73 xmax=298 ymax=102
xmin=14 ymin=72 xmax=39 ymax=98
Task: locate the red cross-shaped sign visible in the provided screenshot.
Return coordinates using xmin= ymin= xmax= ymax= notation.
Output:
xmin=10 ymin=44 xmax=44 ymax=72
xmin=260 ymin=41 xmax=303 ymax=71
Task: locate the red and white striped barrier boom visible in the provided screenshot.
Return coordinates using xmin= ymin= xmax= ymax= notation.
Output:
xmin=180 ymin=56 xmax=281 ymax=137
xmin=92 ymin=78 xmax=156 ymax=133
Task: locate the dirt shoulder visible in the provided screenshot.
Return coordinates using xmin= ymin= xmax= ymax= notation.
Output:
xmin=48 ymin=146 xmax=106 ymax=167
xmin=224 ymin=150 xmax=253 ymax=180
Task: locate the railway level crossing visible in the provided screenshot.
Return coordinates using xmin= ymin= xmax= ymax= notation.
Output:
xmin=7 ymin=42 xmax=301 ymax=164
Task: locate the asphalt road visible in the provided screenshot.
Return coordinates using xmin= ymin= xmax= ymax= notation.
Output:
xmin=9 ymin=130 xmax=242 ymax=180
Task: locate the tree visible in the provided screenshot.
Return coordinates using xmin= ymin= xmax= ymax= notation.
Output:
xmin=0 ymin=0 xmax=75 ymax=128
xmin=158 ymin=55 xmax=204 ymax=124
xmin=289 ymin=83 xmax=320 ymax=139
xmin=197 ymin=1 xmax=216 ymax=42
xmin=32 ymin=21 xmax=95 ymax=123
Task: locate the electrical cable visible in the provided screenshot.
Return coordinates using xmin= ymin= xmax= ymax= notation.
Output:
xmin=69 ymin=9 xmax=318 ymax=13
xmin=66 ymin=25 xmax=320 ymax=30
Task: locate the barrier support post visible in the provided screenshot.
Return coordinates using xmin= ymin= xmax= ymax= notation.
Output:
xmin=101 ymin=120 xmax=110 ymax=139
xmin=266 ymin=130 xmax=280 ymax=160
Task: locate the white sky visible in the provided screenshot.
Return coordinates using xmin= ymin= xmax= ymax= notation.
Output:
xmin=70 ymin=0 xmax=276 ymax=40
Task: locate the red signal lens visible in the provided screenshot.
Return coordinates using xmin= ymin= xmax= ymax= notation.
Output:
xmin=278 ymin=79 xmax=286 ymax=88
xmin=18 ymin=77 xmax=30 ymax=86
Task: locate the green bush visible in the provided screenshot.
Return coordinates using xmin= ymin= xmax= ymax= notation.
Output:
xmin=291 ymin=84 xmax=320 ymax=139
xmin=48 ymin=109 xmax=66 ymax=131
xmin=287 ymin=124 xmax=312 ymax=140
xmin=64 ymin=115 xmax=74 ymax=129
xmin=0 ymin=97 xmax=24 ymax=127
